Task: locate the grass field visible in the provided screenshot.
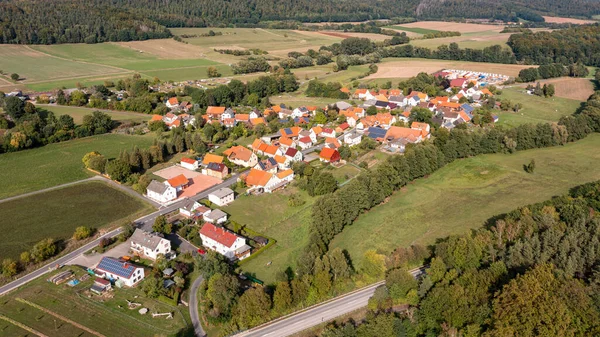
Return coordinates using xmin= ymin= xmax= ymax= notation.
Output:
xmin=330 ymin=134 xmax=600 ymax=267
xmin=0 ymin=133 xmax=155 ymax=199
xmin=495 ymin=86 xmax=582 ymax=127
xmin=385 ymin=25 xmax=439 ymax=35
xmin=0 ymin=267 xmax=189 ymax=336
xmin=223 ymin=187 xmax=316 ymax=284
xmin=172 ymin=28 xmax=341 ymax=59
xmin=524 ymin=77 xmax=595 ymax=101
xmin=410 ymin=32 xmax=512 ymax=50
xmin=0 ymin=181 xmax=152 ymax=260
xmin=39 ymin=105 xmax=151 ymax=124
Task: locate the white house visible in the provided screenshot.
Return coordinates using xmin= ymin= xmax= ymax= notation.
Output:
xmin=292 ymin=107 xmax=310 ymax=117
xmin=203 ymin=209 xmax=228 ymax=224
xmin=179 ymin=199 xmax=210 ymax=218
xmin=344 ymin=131 xmax=362 ymax=147
xmin=300 ymin=130 xmax=317 ymax=143
xmin=166 ymin=97 xmax=179 ymax=109
xmin=180 ymin=157 xmax=199 ymax=171
xmin=298 ymin=137 xmax=313 ymax=149
xmin=321 ymin=128 xmax=336 ymax=138
xmin=221 ymin=107 xmax=235 ymax=121
xmin=245 ymin=168 xmax=295 ymax=194
xmin=208 ymin=188 xmax=234 ymax=206
xmin=146 ymin=180 xmax=177 ymax=203
xmin=285 ymin=147 xmax=303 ymax=162
xmin=199 ymin=223 xmax=251 ymax=260
xmin=95 ymin=257 xmax=144 ymax=287
xmin=129 ymin=229 xmax=172 ymax=261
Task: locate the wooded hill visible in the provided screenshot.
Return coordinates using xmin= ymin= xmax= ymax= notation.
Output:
xmin=2 ymin=0 xmax=600 ymax=44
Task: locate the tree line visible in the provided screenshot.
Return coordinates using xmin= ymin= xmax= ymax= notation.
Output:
xmin=509 ymin=24 xmax=600 ymax=66
xmin=0 ymin=95 xmax=114 ymax=153
xmin=317 ymin=179 xmax=600 ymax=336
xmin=517 ymin=63 xmax=589 ymax=82
xmin=296 ymin=88 xmax=600 ymax=281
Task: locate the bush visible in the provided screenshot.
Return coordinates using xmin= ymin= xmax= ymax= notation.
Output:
xmin=73 ymin=226 xmax=93 ymax=240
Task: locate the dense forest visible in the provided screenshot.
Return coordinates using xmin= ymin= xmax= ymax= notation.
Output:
xmin=508 ymin=24 xmax=600 ymax=66
xmin=2 ymin=0 xmax=600 ymax=44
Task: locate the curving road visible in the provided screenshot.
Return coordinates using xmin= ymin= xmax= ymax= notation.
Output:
xmin=189 ymin=275 xmax=206 ymax=337
xmin=234 ymin=267 xmax=425 ymax=337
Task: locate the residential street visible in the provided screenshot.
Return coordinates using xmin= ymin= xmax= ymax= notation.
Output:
xmin=189 ymin=275 xmax=206 ymax=337
xmin=234 ymin=267 xmax=425 ymax=337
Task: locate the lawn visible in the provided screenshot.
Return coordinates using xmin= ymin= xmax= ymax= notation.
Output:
xmin=328 ymin=164 xmax=363 ymax=184
xmin=495 ymin=86 xmax=582 ymax=127
xmin=0 ymin=181 xmax=152 ymax=260
xmin=0 ymin=133 xmax=155 ymax=199
xmin=39 ymin=105 xmax=152 ymax=124
xmin=222 ymin=187 xmax=317 ymax=284
xmin=25 ymin=73 xmax=146 ymax=92
xmin=0 ymin=266 xmax=189 ymax=336
xmin=330 ymin=133 xmax=600 ymax=268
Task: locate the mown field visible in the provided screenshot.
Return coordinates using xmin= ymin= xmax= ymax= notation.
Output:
xmin=330 ymin=133 xmax=600 ymax=267
xmin=0 ymin=133 xmax=155 ymax=199
xmin=0 ymin=181 xmax=152 ymax=260
xmin=495 ymin=86 xmax=582 ymax=127
xmin=223 ymin=187 xmax=316 ymax=284
xmin=39 ymin=105 xmax=152 ymax=124
xmin=0 ymin=266 xmax=189 ymax=336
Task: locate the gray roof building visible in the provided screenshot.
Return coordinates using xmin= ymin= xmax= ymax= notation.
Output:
xmin=210 ymin=188 xmax=234 ymax=199
xmin=147 ymin=180 xmax=170 ymax=194
xmin=204 ymin=209 xmax=228 ymax=221
xmin=130 ymin=229 xmax=164 ymax=251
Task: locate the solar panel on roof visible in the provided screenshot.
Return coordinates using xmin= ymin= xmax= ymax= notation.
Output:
xmin=97 ymin=257 xmax=136 ymax=278
xmin=284 ymin=128 xmax=292 ymax=135
xmin=367 ymin=127 xmax=387 ymax=139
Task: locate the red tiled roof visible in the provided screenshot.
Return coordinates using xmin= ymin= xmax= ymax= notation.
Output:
xmin=181 ymin=157 xmax=196 ymax=164
xmin=168 ymin=97 xmax=179 ymax=105
xmin=167 ymin=174 xmax=188 ymax=188
xmin=200 ymin=223 xmax=238 ymax=248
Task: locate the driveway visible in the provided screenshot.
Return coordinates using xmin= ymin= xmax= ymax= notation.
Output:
xmin=67 ymin=240 xmax=131 ymax=269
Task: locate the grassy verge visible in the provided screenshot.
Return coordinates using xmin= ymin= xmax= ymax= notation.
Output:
xmin=39 ymin=105 xmax=151 ymax=124
xmin=0 ymin=181 xmax=153 ymax=260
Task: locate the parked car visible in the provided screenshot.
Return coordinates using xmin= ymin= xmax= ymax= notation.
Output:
xmin=198 ymin=248 xmax=206 ymax=255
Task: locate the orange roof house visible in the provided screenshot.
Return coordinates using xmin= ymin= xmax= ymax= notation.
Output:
xmin=274 ymin=155 xmax=287 ymax=165
xmin=276 ymin=169 xmax=294 ymax=179
xmin=223 ymin=146 xmax=257 ymax=166
xmin=325 ymin=137 xmax=341 ymax=148
xmin=235 ymin=114 xmax=250 ymax=122
xmin=340 ymin=87 xmax=351 ymax=94
xmin=388 ymin=89 xmax=402 ymax=96
xmin=384 ymin=126 xmax=423 ymax=143
xmin=167 ymin=97 xmax=179 ymax=106
xmin=202 ymin=153 xmax=224 ymax=165
xmin=279 ymin=137 xmax=294 ymax=147
xmin=207 ymin=106 xmax=226 ymax=117
xmin=245 ymin=169 xmax=274 ymax=187
xmin=480 ymin=88 xmax=494 ymax=96
xmin=358 ymin=113 xmax=396 ymax=128
xmin=319 ymin=148 xmax=341 ymax=163
xmin=311 ymin=126 xmax=323 ymax=136
xmin=151 ymin=114 xmax=164 ymax=122
xmin=279 ymin=126 xmax=301 ymax=138
xmin=374 ymin=94 xmax=388 ymax=102
xmin=167 ymin=174 xmax=189 ymax=188
xmin=250 ymin=117 xmax=265 ymax=126
xmin=264 ymin=145 xmax=280 ymax=156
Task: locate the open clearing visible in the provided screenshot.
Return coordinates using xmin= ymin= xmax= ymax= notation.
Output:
xmin=116 ymin=40 xmax=207 ymax=59
xmin=495 ymin=86 xmax=582 ymax=127
xmin=0 ymin=267 xmax=188 ymax=336
xmin=367 ymin=58 xmax=532 ymax=79
xmin=224 ymin=187 xmax=316 ymax=284
xmin=410 ymin=32 xmax=512 ymax=50
xmin=38 ymin=105 xmax=152 ymax=124
xmin=542 ymin=16 xmax=597 ymax=24
xmin=330 ymin=134 xmax=600 ymax=267
xmin=0 ymin=133 xmax=155 ymax=199
xmin=0 ymin=181 xmax=152 ymax=260
xmin=317 ymin=31 xmax=394 ymax=41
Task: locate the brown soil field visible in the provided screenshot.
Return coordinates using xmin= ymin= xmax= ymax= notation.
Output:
xmin=400 ymin=21 xmax=504 ymax=33
xmin=115 ymin=40 xmax=206 ymax=59
xmin=542 ymin=16 xmax=597 ymax=24
xmin=367 ymin=59 xmax=533 ymax=79
xmin=520 ymin=77 xmax=595 ymax=101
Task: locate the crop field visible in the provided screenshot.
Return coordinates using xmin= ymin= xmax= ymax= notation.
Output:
xmin=367 ymin=58 xmax=532 ymax=78
xmin=330 ymin=133 xmax=600 ymax=267
xmin=530 ymin=77 xmax=595 ymax=101
xmin=384 ymin=25 xmax=439 ymax=35
xmin=0 ymin=133 xmax=155 ymax=199
xmin=172 ymin=28 xmax=341 ymax=59
xmin=495 ymin=86 xmax=582 ymax=127
xmin=39 ymin=105 xmax=152 ymax=124
xmin=0 ymin=45 xmax=126 ymax=83
xmin=0 ymin=181 xmax=152 ymax=260
xmin=399 ymin=21 xmax=504 ymax=33
xmin=542 ymin=16 xmax=597 ymax=24
xmin=0 ymin=267 xmax=189 ymax=336
xmin=223 ymin=187 xmax=316 ymax=284
xmin=410 ymin=32 xmax=512 ymax=50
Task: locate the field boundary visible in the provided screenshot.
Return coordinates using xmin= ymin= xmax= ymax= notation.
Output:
xmin=0 ymin=314 xmax=48 ymax=337
xmin=16 ymin=297 xmax=106 ymax=337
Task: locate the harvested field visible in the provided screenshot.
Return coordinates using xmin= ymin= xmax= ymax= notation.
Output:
xmin=318 ymin=31 xmax=392 ymax=41
xmin=116 ymin=40 xmax=207 ymax=59
xmin=367 ymin=58 xmax=532 ymax=79
xmin=542 ymin=16 xmax=597 ymax=24
xmin=399 ymin=21 xmax=504 ymax=33
xmin=411 ymin=33 xmax=512 ymax=49
xmin=523 ymin=77 xmax=595 ymax=101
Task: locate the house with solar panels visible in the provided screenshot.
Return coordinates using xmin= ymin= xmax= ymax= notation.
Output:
xmin=95 ymin=257 xmax=145 ymax=287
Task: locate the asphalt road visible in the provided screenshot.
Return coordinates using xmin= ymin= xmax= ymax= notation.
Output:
xmin=189 ymin=275 xmax=206 ymax=337
xmin=0 ymin=173 xmax=238 ymax=297
xmin=234 ymin=267 xmax=425 ymax=337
